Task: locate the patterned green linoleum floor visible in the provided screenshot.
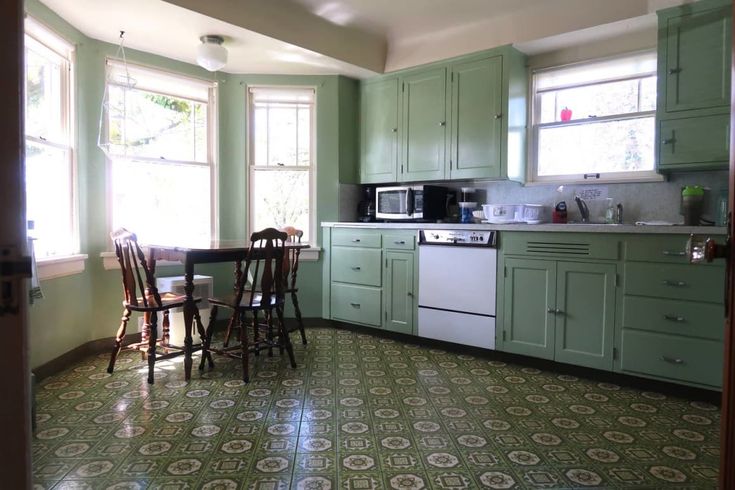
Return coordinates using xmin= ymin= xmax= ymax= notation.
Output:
xmin=32 ymin=326 xmax=720 ymax=489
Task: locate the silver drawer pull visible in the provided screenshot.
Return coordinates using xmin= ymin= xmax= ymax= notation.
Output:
xmin=547 ymin=308 xmax=555 ymax=314
xmin=662 ymin=250 xmax=686 ymax=256
xmin=664 ymin=314 xmax=686 ymax=322
xmin=394 ymin=240 xmax=406 ymax=245
xmin=350 ymin=302 xmax=360 ymax=308
xmin=661 ymin=356 xmax=684 ymax=365
xmin=546 ymin=308 xmax=563 ymax=314
xmin=351 ymin=266 xmax=361 ymax=271
xmin=352 ymin=238 xmax=361 ymax=243
xmin=662 ymin=280 xmax=687 ymax=287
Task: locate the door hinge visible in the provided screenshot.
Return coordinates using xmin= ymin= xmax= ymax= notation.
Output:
xmin=0 ymin=246 xmax=32 ymax=317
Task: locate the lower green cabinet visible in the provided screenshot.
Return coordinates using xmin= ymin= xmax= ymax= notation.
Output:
xmin=502 ymin=258 xmax=555 ymax=360
xmin=383 ymin=251 xmax=415 ymax=335
xmin=326 ymin=228 xmax=417 ymax=335
xmin=502 ymin=257 xmax=615 ymax=371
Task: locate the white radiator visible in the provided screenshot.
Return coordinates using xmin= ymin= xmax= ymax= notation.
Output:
xmin=137 ymin=275 xmax=213 ymax=346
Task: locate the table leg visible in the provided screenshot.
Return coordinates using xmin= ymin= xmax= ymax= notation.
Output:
xmin=183 ymin=262 xmax=196 ymax=381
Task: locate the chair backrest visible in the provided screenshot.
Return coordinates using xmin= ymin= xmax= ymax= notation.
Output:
xmin=110 ymin=228 xmax=162 ymax=308
xmin=281 ymin=226 xmax=303 ymax=290
xmin=236 ymin=228 xmax=287 ymax=307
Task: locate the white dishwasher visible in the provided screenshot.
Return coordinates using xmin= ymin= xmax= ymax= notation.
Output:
xmin=418 ymin=229 xmax=497 ymax=349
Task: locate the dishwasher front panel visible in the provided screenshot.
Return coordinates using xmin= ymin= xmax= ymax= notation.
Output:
xmin=418 ymin=307 xmax=496 ymax=349
xmin=418 ymin=245 xmax=497 ymax=316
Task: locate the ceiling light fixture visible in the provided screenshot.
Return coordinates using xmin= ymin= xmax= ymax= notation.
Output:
xmin=196 ymin=35 xmax=227 ymax=71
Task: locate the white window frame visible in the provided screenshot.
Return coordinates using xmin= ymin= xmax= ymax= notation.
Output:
xmin=246 ymin=85 xmax=319 ymax=259
xmin=24 ymin=17 xmax=87 ymax=279
xmin=529 ymin=50 xmax=663 ymax=185
xmin=103 ymin=60 xmax=219 ymax=254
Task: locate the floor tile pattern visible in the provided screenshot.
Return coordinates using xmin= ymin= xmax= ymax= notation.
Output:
xmin=33 ymin=327 xmax=720 ymax=489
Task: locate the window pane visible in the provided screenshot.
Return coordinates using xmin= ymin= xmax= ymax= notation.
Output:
xmin=268 ymin=106 xmax=298 ymax=166
xmin=639 ymin=76 xmax=657 ymax=111
xmin=253 ymin=107 xmax=268 ymax=165
xmin=25 ymin=42 xmax=64 ymax=141
xmin=537 ymin=117 xmax=655 ymax=176
xmin=25 ymin=141 xmax=74 ymax=257
xmin=107 ymin=86 xmax=207 ymax=162
xmin=111 ymin=159 xmax=210 ymax=247
xmin=251 ymin=170 xmax=310 ymax=243
xmin=297 ymin=106 xmax=310 ymax=166
xmin=538 ymin=77 xmax=654 ymax=123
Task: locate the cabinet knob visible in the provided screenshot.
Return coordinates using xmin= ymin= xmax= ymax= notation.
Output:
xmin=407 ymin=291 xmax=413 ymax=297
xmin=547 ymin=308 xmax=555 ymax=314
xmin=351 ymin=266 xmax=361 ymax=271
xmin=662 ymin=138 xmax=675 ymax=145
xmin=352 ymin=238 xmax=361 ymax=242
xmin=394 ymin=240 xmax=406 ymax=245
xmin=350 ymin=302 xmax=361 ymax=308
xmin=662 ymin=280 xmax=687 ymax=287
xmin=438 ymin=121 xmax=446 ymax=127
xmin=494 ymin=113 xmax=503 ymax=120
xmin=391 ymin=128 xmax=398 ymax=133
xmin=661 ymin=356 xmax=684 ymax=365
xmin=663 ymin=314 xmax=686 ymax=322
xmin=668 ymin=67 xmax=681 ymax=75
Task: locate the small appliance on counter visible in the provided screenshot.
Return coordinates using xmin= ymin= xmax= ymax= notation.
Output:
xmin=552 ymin=201 xmax=568 ymax=223
xmin=375 ymin=184 xmax=449 ymax=221
xmin=481 ymin=204 xmax=521 ymax=224
xmin=356 ymin=186 xmax=376 ymax=222
xmin=681 ymin=185 xmax=705 ymax=226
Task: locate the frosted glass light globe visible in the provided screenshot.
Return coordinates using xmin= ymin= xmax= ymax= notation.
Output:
xmin=197 ymin=35 xmax=227 ymax=72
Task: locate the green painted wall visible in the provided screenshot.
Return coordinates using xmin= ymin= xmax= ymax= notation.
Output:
xmin=25 ymin=0 xmax=357 ymax=368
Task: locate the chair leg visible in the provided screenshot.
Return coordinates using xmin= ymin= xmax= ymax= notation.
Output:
xmin=265 ymin=310 xmax=274 ymax=357
xmin=252 ymin=310 xmax=260 ymax=357
xmin=107 ymin=308 xmax=131 ymax=374
xmin=199 ymin=305 xmax=218 ymax=371
xmin=140 ymin=312 xmax=149 ymax=360
xmin=193 ymin=307 xmax=210 ymax=368
xmin=240 ymin=310 xmax=249 ymax=383
xmin=146 ymin=312 xmax=158 ymax=384
xmin=275 ymin=306 xmax=296 ymax=368
xmin=161 ymin=310 xmax=171 ymax=352
xmin=223 ymin=310 xmax=236 ymax=348
xmin=291 ymin=291 xmax=307 ymax=345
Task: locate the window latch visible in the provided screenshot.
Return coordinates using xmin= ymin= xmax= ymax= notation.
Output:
xmin=583 ymin=173 xmax=600 ymax=180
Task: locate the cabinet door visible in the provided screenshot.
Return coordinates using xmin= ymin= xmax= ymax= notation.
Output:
xmin=554 ymin=262 xmax=616 ymax=371
xmin=502 ymin=258 xmax=556 ymax=360
xmin=665 ymin=6 xmax=731 ymax=113
xmin=401 ymin=68 xmax=447 ymax=181
xmin=658 ymin=114 xmax=730 ymax=170
xmin=384 ymin=251 xmax=415 ymax=335
xmin=360 ymin=78 xmax=399 ymax=183
xmin=450 ymin=56 xmax=503 ymax=180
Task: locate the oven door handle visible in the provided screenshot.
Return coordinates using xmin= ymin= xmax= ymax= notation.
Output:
xmin=406 ymin=188 xmax=415 ymax=216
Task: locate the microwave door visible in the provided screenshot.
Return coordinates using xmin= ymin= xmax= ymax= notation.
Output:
xmin=377 ymin=189 xmax=410 ymax=219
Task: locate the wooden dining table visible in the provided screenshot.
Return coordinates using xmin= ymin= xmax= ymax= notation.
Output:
xmin=145 ymin=239 xmax=309 ymax=381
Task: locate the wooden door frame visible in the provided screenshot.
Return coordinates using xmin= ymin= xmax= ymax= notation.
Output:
xmin=0 ymin=0 xmax=32 ymax=487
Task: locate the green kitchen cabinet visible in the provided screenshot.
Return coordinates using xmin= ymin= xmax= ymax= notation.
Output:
xmin=656 ymin=0 xmax=731 ymax=171
xmin=502 ymin=258 xmax=615 ymax=370
xmin=502 ymin=258 xmax=556 ymax=360
xmin=360 ymin=78 xmax=399 ymax=183
xmin=554 ymin=261 xmax=616 ymax=371
xmin=400 ymin=67 xmax=448 ymax=181
xmin=449 ymin=56 xmax=503 ymax=180
xmin=383 ymin=251 xmax=415 ymax=335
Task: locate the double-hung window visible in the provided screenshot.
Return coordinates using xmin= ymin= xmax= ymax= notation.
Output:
xmin=24 ymin=18 xmax=76 ymax=259
xmin=104 ymin=61 xmax=217 ymax=247
xmin=248 ymin=87 xmax=315 ymax=244
xmin=531 ymin=51 xmax=659 ymax=183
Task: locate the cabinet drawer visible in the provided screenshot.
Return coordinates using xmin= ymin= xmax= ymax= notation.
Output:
xmin=625 ymin=235 xmax=691 ymax=263
xmin=658 ymin=114 xmax=730 ymax=169
xmin=332 ymin=229 xmax=382 ymax=248
xmin=384 ymin=233 xmax=416 ymax=250
xmin=332 ymin=247 xmax=382 ymax=286
xmin=624 ymin=262 xmax=724 ymax=303
xmin=331 ymin=283 xmax=382 ymax=327
xmin=620 ymin=329 xmax=722 ymax=387
xmin=622 ymin=295 xmax=724 ymax=341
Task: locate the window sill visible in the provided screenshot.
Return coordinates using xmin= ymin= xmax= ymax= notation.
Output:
xmin=37 ymin=254 xmax=88 ymax=280
xmin=100 ymin=251 xmax=182 ymax=271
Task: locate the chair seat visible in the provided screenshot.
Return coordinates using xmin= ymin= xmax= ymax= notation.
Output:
xmin=125 ymin=293 xmax=202 ymax=312
xmin=209 ymin=292 xmax=284 ymax=310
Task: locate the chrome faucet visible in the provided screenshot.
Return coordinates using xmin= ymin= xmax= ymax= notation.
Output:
xmin=574 ymin=195 xmax=590 ymax=223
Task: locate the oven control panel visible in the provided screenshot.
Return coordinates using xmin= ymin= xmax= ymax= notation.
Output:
xmin=419 ymin=230 xmax=497 ymax=247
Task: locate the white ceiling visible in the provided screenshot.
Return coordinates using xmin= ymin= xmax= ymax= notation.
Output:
xmin=40 ymin=0 xmax=691 ymax=78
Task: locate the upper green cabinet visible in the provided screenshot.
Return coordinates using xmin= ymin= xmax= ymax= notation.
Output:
xmin=359 ymin=46 xmax=527 ymax=184
xmin=401 ymin=67 xmax=448 ymax=181
xmin=656 ymin=0 xmax=731 ymax=171
xmin=360 ymin=78 xmax=399 ymax=183
xmin=450 ymin=56 xmax=503 ymax=180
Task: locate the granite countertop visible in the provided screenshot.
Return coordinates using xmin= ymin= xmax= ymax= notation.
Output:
xmin=321 ymin=221 xmax=727 ymax=235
